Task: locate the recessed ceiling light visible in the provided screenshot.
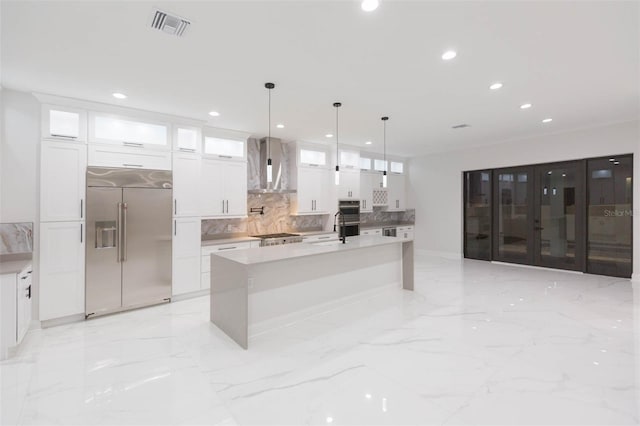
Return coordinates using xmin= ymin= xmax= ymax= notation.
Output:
xmin=542 ymin=118 xmax=553 ymax=123
xmin=520 ymin=103 xmax=532 ymax=109
xmin=276 ymin=124 xmax=284 ymax=129
xmin=609 ymin=158 xmax=616 ymax=162
xmin=325 ymin=133 xmax=333 ymax=138
xmin=441 ymin=50 xmax=457 ymax=61
xmin=112 ymin=92 xmax=127 ymax=99
xmin=562 ymin=173 xmax=567 ymax=177
xmin=361 ymin=0 xmax=379 ymax=12
xmin=208 ymin=111 xmax=220 ymax=117
xmin=614 ymin=161 xmax=620 ymax=165
xmin=489 ymin=82 xmax=503 ymax=90
xmin=365 ymin=141 xmax=372 ymax=145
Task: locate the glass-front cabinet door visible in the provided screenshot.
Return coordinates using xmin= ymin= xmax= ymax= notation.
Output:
xmin=534 ymin=161 xmax=585 ymax=271
xmin=493 ymin=167 xmax=534 ymax=264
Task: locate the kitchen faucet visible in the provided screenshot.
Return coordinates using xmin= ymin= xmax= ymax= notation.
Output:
xmin=333 ymin=211 xmax=347 ymax=244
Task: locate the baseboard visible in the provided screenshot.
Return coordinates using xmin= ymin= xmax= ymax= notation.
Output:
xmin=171 ymin=288 xmax=210 ymax=302
xmin=415 ymin=249 xmax=463 ymax=260
xmin=632 ymin=273 xmax=640 ymax=287
xmin=40 ymin=313 xmax=85 ymax=329
xmin=491 ymin=261 xmax=584 ymax=275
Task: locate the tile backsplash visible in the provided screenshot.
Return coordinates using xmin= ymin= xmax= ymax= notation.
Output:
xmin=202 ymin=193 xmax=325 ymax=239
xmin=0 ymin=222 xmax=33 ymax=254
xmin=361 ymin=208 xmax=415 ymax=226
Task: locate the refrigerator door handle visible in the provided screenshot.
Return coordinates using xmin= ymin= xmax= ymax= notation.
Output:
xmin=122 ymin=202 xmax=128 ymax=261
xmin=117 ymin=202 xmax=122 ymax=262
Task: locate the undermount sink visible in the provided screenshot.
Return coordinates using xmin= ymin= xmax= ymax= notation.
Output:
xmin=312 ymin=240 xmax=349 ymax=246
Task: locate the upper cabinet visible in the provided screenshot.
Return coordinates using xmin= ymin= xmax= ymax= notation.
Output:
xmin=390 ymin=160 xmax=404 ymax=174
xmin=40 ymin=141 xmax=87 ymax=222
xmin=339 ymin=150 xmax=360 ymax=170
xmin=200 ymin=159 xmax=247 ymax=218
xmin=172 ymin=152 xmax=202 ymax=217
xmin=386 ymin=173 xmax=406 ymax=212
xmin=337 ymin=169 xmax=360 ymax=200
xmin=42 ymin=105 xmax=87 ymax=142
xmin=296 ymin=142 xmax=330 ymax=169
xmin=359 ymin=156 xmax=372 ymax=171
xmin=373 ymin=159 xmax=387 ymax=173
xmin=174 ymin=126 xmax=202 ymax=153
xmin=203 ymin=136 xmax=246 ymax=161
xmin=89 ymin=112 xmax=170 ymax=150
xmin=292 ymin=167 xmax=331 ymax=215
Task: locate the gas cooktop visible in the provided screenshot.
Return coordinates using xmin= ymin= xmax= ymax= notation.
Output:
xmin=252 ymin=233 xmax=300 ymax=239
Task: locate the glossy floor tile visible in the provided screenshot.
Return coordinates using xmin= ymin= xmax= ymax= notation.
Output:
xmin=1 ymin=255 xmax=638 ymax=425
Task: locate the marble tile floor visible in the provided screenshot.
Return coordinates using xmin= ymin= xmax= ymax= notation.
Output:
xmin=1 ymin=255 xmax=638 ymax=425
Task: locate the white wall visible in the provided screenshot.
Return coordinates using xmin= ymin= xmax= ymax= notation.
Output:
xmin=0 ymin=89 xmax=39 ymax=223
xmin=408 ymin=120 xmax=640 ymax=276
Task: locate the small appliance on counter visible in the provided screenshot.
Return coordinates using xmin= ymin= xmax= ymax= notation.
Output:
xmin=251 ymin=233 xmax=303 ymax=247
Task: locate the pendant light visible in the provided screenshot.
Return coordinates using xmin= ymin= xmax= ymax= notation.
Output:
xmin=265 ymin=82 xmax=275 ymax=184
xmin=333 ymin=102 xmax=342 ymax=185
xmin=381 ymin=116 xmax=389 ymax=188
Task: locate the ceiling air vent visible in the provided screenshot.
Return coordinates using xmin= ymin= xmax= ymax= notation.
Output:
xmin=451 ymin=124 xmax=471 ymax=129
xmin=150 ymin=9 xmax=190 ymax=37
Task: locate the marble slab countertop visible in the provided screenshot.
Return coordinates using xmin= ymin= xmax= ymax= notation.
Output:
xmin=0 ymin=253 xmax=33 ymax=275
xmin=212 ymin=235 xmax=406 ymax=265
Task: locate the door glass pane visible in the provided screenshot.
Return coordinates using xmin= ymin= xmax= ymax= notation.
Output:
xmin=587 ymin=156 xmax=633 ymax=277
xmin=464 ymin=171 xmax=491 ymax=259
xmin=497 ymin=170 xmax=530 ymax=260
xmin=539 ymin=165 xmax=577 ymax=266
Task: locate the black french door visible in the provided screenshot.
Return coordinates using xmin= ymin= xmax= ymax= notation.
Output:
xmin=491 ymin=161 xmax=585 ymax=271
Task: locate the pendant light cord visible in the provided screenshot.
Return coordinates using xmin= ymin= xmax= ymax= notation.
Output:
xmin=268 ymin=86 xmax=271 ymax=159
xmin=336 ymin=105 xmax=339 ymax=163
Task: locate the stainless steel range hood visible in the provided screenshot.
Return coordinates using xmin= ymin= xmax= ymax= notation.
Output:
xmin=248 ymin=137 xmax=296 ymax=194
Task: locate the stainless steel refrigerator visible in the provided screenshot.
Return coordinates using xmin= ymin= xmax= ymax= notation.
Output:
xmin=85 ymin=167 xmax=172 ymax=318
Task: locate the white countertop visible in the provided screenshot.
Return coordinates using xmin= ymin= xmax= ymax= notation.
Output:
xmin=0 ymin=260 xmax=32 ymax=275
xmin=202 ymin=236 xmax=261 ymax=246
xmin=212 ymin=235 xmax=406 ymax=265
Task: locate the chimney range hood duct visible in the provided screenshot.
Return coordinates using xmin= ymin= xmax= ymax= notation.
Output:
xmin=248 ymin=137 xmax=296 ymax=194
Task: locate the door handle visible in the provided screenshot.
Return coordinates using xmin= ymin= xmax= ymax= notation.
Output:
xmin=117 ymin=202 xmax=122 ymax=262
xmin=122 ymin=202 xmax=128 ymax=261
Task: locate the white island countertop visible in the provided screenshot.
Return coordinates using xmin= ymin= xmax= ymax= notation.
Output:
xmin=213 ymin=235 xmax=404 ymax=265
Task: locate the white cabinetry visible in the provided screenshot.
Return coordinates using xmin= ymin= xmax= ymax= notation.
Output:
xmin=172 ymin=218 xmax=202 ymax=296
xmin=172 ymin=152 xmax=201 ymax=217
xmin=1 ymin=265 xmax=32 ymax=360
xmin=39 ymin=222 xmax=85 ymax=321
xmin=361 ymin=228 xmax=382 ymax=236
xmin=301 ymin=233 xmax=339 ymax=243
xmin=42 ymin=105 xmax=87 ymax=142
xmin=201 ymin=241 xmax=257 ymax=290
xmin=359 ymin=172 xmax=376 ymax=212
xmin=386 ymin=174 xmax=406 ymax=211
xmin=201 ymin=159 xmax=247 ymax=218
xmin=293 ymin=167 xmax=331 ymax=215
xmin=398 ymin=226 xmax=414 ymax=240
xmin=89 ymin=113 xmax=170 ymax=149
xmin=337 ymin=169 xmax=360 ymax=200
xmin=174 ymin=126 xmax=201 ymax=153
xmin=40 ymin=141 xmax=87 ymax=222
xmin=88 ymin=144 xmax=171 ymax=170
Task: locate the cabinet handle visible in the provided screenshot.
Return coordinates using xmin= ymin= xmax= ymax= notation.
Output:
xmin=174 ymin=220 xmax=177 ymax=236
xmin=218 ymin=246 xmax=237 ymax=251
xmin=308 ymin=163 xmax=319 ymax=167
xmin=218 ymin=155 xmax=233 ymax=159
xmin=123 ymin=141 xmax=143 ymax=147
xmin=26 ymin=285 xmax=32 ymax=299
xmin=123 ymin=164 xmax=143 ymax=168
xmin=225 ymin=200 xmax=229 ymax=213
xmin=222 ymin=200 xmax=225 ymax=213
xmin=80 ymin=223 xmax=83 ymax=243
xmin=179 ymin=148 xmax=196 ymax=152
xmin=80 ymin=199 xmax=83 ymax=218
xmin=50 ymin=134 xmax=77 ymax=140
xmin=174 ymin=199 xmax=177 ymax=215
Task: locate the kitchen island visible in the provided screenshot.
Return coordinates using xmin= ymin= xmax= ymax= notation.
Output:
xmin=210 ymin=235 xmax=413 ymax=349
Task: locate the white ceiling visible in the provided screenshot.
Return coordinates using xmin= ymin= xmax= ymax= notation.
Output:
xmin=2 ymin=1 xmax=638 ymax=157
